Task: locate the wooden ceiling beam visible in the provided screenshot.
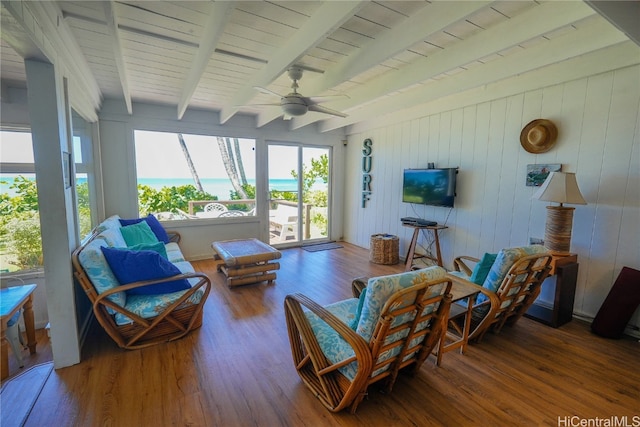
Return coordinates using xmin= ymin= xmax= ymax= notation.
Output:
xmin=292 ymin=1 xmax=596 ymax=131
xmin=177 ymin=1 xmax=235 ymax=120
xmin=1 ymin=0 xmax=101 ymax=122
xmin=258 ymin=0 xmax=492 ymax=128
xmin=103 ymin=1 xmax=131 ymax=115
xmin=219 ymin=0 xmax=367 ymax=125
xmin=319 ymin=20 xmax=631 ymax=132
xmin=347 ymin=41 xmax=640 ymax=135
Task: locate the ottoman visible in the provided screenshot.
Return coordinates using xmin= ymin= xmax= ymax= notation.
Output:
xmin=212 ymin=238 xmax=282 ymax=287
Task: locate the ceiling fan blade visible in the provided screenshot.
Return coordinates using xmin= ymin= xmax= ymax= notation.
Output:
xmin=238 ymin=103 xmax=281 ymax=107
xmin=307 ymin=95 xmax=350 ymax=105
xmin=253 ymin=86 xmax=283 ymax=98
xmin=308 ymin=104 xmax=348 ymax=118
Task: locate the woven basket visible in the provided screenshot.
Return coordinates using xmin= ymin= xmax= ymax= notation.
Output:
xmin=370 ymin=234 xmax=399 ymax=265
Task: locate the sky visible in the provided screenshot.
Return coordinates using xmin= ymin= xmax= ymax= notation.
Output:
xmin=1 ymin=129 xmax=328 ymax=182
xmin=134 ymin=130 xmax=258 ymax=179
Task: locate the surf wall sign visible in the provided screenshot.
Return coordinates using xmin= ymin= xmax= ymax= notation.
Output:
xmin=362 ymin=138 xmax=372 ymax=208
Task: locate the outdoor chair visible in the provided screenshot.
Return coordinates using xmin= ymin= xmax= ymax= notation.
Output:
xmin=204 ymin=203 xmax=228 ymax=214
xmin=448 ymin=245 xmax=552 ymax=341
xmin=284 ymin=267 xmax=452 ymax=413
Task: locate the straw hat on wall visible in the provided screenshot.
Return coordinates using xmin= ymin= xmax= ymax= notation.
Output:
xmin=520 ymin=119 xmax=558 ymax=153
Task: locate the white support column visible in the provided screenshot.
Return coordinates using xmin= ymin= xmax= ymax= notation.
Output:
xmin=24 ymin=59 xmax=81 ymax=369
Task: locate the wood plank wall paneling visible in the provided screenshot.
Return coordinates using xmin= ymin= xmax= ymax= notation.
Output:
xmin=10 ymin=244 xmax=639 ymax=426
xmin=345 ymin=65 xmax=640 ymax=330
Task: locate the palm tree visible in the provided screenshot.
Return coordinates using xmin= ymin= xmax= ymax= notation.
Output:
xmin=217 ymin=137 xmax=248 ymax=199
xmin=177 ymin=133 xmax=203 ymax=192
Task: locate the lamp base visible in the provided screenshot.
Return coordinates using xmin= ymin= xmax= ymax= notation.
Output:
xmin=544 ymin=206 xmax=575 ymax=255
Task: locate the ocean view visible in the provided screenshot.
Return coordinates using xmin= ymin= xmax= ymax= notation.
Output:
xmin=137 ymin=177 xmax=302 ymax=200
xmin=1 ymin=175 xmax=324 ymax=200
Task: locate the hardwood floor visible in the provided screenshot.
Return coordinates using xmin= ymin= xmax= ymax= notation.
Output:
xmin=9 ymin=243 xmax=640 ymax=426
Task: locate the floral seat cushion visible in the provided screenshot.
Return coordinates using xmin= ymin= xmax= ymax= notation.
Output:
xmin=114 ymin=260 xmax=204 ymax=325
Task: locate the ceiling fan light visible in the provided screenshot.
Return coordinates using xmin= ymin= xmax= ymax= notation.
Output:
xmin=283 ymin=104 xmax=307 ymax=116
xmin=281 ymin=97 xmax=308 ymax=116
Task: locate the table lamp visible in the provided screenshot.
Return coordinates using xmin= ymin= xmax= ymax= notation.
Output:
xmin=532 ymin=172 xmax=586 ymax=255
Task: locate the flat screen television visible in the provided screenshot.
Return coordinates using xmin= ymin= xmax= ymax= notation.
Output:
xmin=402 ymin=168 xmax=458 ymax=208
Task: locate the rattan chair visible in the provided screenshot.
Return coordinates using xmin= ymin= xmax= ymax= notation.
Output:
xmin=284 ymin=267 xmax=452 ymax=413
xmin=449 ymin=245 xmax=552 ymax=341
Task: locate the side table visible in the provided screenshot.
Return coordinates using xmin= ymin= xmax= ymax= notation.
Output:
xmin=436 ymin=278 xmax=480 ymax=366
xmin=525 ymin=254 xmax=579 ymax=327
xmin=1 ymin=284 xmax=37 ymax=380
xmin=403 ymin=224 xmax=448 ymax=271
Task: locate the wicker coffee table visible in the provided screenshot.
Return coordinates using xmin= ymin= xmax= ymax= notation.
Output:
xmin=212 ymin=238 xmax=282 ymax=287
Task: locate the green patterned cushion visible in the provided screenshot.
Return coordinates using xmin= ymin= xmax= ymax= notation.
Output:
xmin=96 ymin=215 xmax=122 ymax=233
xmin=78 ymin=238 xmax=126 ymax=311
xmin=355 ymin=266 xmax=447 ymax=342
xmin=165 ymin=242 xmax=186 ymax=263
xmin=96 ymin=228 xmax=127 ymax=248
xmin=304 ymin=298 xmax=359 ymax=380
xmin=115 ymin=287 xmax=205 ymax=326
xmin=477 ymin=245 xmax=548 ymax=304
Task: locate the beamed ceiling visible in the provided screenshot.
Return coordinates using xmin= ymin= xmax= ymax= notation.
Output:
xmin=1 ymin=1 xmax=639 ymax=133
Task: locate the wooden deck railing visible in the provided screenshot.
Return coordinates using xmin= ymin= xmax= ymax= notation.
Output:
xmin=188 ymin=199 xmax=313 ymax=239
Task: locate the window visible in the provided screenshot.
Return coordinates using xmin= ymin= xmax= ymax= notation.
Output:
xmin=0 ymin=130 xmax=41 ymax=273
xmin=71 ymin=111 xmax=97 ymax=237
xmin=134 ymin=130 xmax=256 ymax=219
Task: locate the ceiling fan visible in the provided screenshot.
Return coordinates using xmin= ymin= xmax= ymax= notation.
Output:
xmin=252 ymin=66 xmax=348 ymax=119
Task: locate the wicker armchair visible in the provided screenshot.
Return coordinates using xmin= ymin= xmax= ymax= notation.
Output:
xmin=284 ymin=267 xmax=452 ymax=413
xmin=449 ymin=245 xmax=552 ymax=341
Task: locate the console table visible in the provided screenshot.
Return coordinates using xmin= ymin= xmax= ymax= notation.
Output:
xmin=402 ymin=223 xmax=448 ymax=271
xmin=1 ymin=284 xmax=37 ymax=380
xmin=525 ymin=254 xmax=579 ymax=327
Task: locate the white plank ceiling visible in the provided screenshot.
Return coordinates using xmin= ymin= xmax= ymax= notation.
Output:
xmin=1 ymin=1 xmax=637 ymax=132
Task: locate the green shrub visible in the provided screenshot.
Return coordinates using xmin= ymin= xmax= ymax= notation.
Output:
xmin=137 ymin=184 xmax=217 ymax=215
xmin=4 ymin=211 xmax=42 ymax=269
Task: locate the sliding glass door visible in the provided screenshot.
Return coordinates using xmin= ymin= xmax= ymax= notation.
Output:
xmin=267 ymin=144 xmax=331 ymax=246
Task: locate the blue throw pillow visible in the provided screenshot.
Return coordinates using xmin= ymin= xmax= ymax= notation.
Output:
xmin=120 ymin=221 xmax=158 ymax=247
xmin=119 ymin=214 xmax=169 ymax=243
xmin=100 ymin=246 xmax=190 ymax=295
xmin=469 ymin=252 xmax=498 ymax=286
xmin=120 ymin=241 xmax=168 ymax=259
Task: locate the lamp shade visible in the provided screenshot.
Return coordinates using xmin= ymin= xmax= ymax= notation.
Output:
xmin=532 ymin=172 xmax=587 ymax=205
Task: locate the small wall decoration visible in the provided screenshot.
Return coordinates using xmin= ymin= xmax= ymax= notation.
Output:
xmin=362 ymin=138 xmax=372 ymax=207
xmin=526 ymin=163 xmax=561 ymax=187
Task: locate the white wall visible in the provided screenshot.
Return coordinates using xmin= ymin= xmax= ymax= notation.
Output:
xmin=98 ymin=100 xmax=347 ymax=259
xmin=344 ymin=65 xmax=640 ymax=330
